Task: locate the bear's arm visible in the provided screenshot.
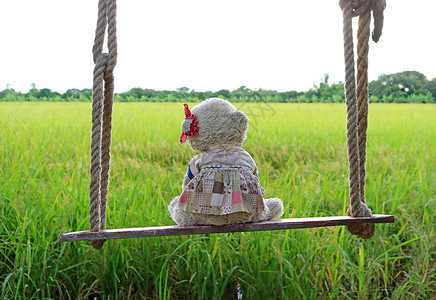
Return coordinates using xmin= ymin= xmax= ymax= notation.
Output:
xmin=182 ymin=154 xmax=202 ymax=189
xmin=188 ymin=154 xmax=202 ymax=176
xmin=247 ymin=153 xmax=259 ymax=176
xmin=240 ymin=148 xmax=259 ymax=176
xmin=182 ymin=173 xmax=191 ymax=189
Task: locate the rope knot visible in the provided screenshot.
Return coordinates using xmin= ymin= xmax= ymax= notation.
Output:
xmin=94 ymin=53 xmax=115 ymax=82
xmin=339 ymin=0 xmax=385 ymax=15
xmin=347 ymin=222 xmax=375 ymax=239
xmin=346 ymin=202 xmax=372 ymax=217
xmin=339 ymin=0 xmax=386 ymax=42
xmin=95 ymin=52 xmax=109 ymax=71
xmin=346 ymin=201 xmax=375 ymax=239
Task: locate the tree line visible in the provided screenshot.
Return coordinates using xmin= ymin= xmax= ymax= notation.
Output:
xmin=1 ymin=71 xmax=435 ymax=103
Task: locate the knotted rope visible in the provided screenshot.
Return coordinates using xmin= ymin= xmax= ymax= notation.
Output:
xmin=340 ymin=0 xmax=385 ymax=239
xmin=89 ymin=0 xmax=117 ymax=250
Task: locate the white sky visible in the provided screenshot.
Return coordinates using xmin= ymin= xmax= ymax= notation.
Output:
xmin=1 ymin=0 xmax=435 ymax=93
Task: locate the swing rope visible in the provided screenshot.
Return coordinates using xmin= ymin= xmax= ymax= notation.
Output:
xmin=89 ymin=0 xmax=117 ymax=250
xmin=340 ymin=0 xmax=386 ymax=239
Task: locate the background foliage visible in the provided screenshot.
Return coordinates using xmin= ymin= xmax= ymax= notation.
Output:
xmin=1 ymin=71 xmax=435 ymax=103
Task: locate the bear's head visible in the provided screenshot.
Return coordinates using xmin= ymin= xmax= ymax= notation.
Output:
xmin=180 ymin=98 xmax=249 ymax=152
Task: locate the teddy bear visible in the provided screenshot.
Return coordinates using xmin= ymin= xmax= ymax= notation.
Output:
xmin=168 ymin=98 xmax=283 ymax=226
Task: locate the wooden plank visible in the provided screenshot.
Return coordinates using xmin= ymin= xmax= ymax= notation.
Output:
xmin=60 ymin=214 xmax=394 ymax=242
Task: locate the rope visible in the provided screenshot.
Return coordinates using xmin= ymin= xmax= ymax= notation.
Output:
xmin=89 ymin=0 xmax=117 ymax=250
xmin=340 ymin=0 xmax=385 ymax=239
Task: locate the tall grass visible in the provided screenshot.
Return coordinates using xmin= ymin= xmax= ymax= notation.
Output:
xmin=0 ymin=102 xmax=434 ymax=299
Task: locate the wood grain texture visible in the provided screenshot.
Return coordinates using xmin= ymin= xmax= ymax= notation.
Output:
xmin=60 ymin=214 xmax=394 ymax=242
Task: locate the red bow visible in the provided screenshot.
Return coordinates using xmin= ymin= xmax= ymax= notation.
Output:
xmin=180 ymin=103 xmax=199 ymax=143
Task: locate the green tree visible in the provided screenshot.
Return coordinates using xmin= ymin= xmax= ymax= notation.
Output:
xmin=177 ymin=87 xmax=190 ymax=93
xmin=425 ymin=78 xmax=436 ymax=100
xmin=369 ymin=71 xmax=430 ymax=102
xmin=216 ymin=89 xmax=231 ymax=99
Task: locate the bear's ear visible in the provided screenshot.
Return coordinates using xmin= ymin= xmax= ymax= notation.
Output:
xmin=231 ymin=110 xmax=249 ymax=132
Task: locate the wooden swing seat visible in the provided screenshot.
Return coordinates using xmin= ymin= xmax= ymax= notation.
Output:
xmin=60 ymin=214 xmax=394 ymax=242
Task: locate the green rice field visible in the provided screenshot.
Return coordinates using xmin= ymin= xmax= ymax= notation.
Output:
xmin=0 ymin=102 xmax=435 ymax=299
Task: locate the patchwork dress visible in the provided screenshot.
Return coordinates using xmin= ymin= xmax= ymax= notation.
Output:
xmin=179 ymin=144 xmax=265 ymax=215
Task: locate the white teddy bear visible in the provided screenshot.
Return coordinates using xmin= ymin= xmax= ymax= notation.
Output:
xmin=169 ymin=98 xmax=283 ymax=226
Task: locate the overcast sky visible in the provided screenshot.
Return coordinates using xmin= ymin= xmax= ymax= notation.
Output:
xmin=1 ymin=0 xmax=435 ymax=93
